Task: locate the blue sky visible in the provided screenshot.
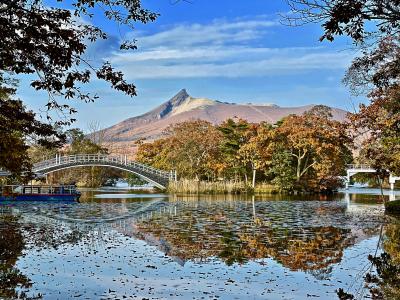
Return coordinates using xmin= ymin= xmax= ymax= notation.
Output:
xmin=20 ymin=0 xmax=364 ymax=130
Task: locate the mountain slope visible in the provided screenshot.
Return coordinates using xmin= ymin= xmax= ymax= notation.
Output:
xmin=102 ymin=89 xmax=348 ymax=143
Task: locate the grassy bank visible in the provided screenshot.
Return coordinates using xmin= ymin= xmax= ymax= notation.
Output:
xmin=167 ymin=179 xmax=280 ymax=194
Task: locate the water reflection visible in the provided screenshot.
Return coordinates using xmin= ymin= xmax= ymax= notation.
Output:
xmin=0 ymin=190 xmax=394 ymax=299
xmin=380 ymin=217 xmax=400 ymax=299
xmin=0 ymin=213 xmax=32 ymax=299
xmin=134 ymin=195 xmax=382 ymax=275
xmin=384 ymin=217 xmax=400 ymax=264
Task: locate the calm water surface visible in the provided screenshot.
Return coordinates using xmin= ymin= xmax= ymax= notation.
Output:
xmin=0 ymin=189 xmax=399 ymax=299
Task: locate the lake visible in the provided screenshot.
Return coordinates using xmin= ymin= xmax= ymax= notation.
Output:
xmin=0 ymin=189 xmax=399 ymax=299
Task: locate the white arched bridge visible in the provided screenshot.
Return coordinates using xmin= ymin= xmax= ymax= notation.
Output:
xmin=346 ymin=164 xmax=400 ymax=190
xmin=0 ymin=154 xmax=176 ymax=189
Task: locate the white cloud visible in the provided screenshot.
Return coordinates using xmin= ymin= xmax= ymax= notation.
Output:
xmin=133 ymin=17 xmax=277 ymax=48
xmin=108 ymin=17 xmax=353 ymax=80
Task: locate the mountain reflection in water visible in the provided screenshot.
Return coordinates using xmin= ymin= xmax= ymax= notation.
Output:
xmin=0 ymin=192 xmax=395 ymax=299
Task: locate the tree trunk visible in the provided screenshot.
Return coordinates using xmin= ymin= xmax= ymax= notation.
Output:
xmin=296 ymin=156 xmax=301 ymax=181
xmin=377 ymin=174 xmax=385 ymax=203
xmin=252 ymin=168 xmax=256 ymax=188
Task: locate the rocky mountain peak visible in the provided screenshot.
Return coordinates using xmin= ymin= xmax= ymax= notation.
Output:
xmin=170 ymin=89 xmax=190 ymax=106
xmin=156 ymin=89 xmax=190 ymax=119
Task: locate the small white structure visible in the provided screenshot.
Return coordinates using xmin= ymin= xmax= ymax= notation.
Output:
xmin=389 ymin=175 xmax=400 ymax=191
xmin=346 ymin=164 xmax=399 ymax=190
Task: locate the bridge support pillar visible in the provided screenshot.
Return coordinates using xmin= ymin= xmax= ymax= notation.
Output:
xmin=345 ymin=171 xmax=351 ymax=189
xmin=389 ymin=174 xmax=399 ymax=191
xmin=345 ymin=192 xmax=350 ymax=208
xmin=390 ymin=191 xmax=396 ymax=202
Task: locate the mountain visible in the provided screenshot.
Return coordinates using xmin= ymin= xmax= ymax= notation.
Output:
xmin=102 ymin=89 xmax=348 ymax=144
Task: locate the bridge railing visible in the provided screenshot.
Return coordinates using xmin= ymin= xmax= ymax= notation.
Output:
xmin=347 ymin=164 xmax=373 ymax=170
xmin=33 ymin=154 xmax=172 ymax=179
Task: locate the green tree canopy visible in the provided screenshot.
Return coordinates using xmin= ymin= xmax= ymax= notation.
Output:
xmin=0 ymin=77 xmax=64 ymax=177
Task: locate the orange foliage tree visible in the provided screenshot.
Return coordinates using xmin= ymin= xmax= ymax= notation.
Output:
xmin=137 ymin=120 xmax=223 ymax=180
xmin=268 ymin=106 xmax=353 ymax=191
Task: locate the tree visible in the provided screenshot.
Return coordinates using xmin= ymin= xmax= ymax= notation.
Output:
xmin=237 ymin=123 xmax=273 ymax=188
xmin=285 ymin=1 xmax=400 ymax=180
xmin=284 ymin=0 xmax=400 ymax=44
xmin=0 ymin=77 xmax=64 ymax=178
xmin=217 ymin=118 xmax=252 ymax=181
xmin=344 ymin=37 xmax=400 ymax=94
xmin=348 ymin=85 xmax=400 ymax=190
xmin=1 ymin=1 xmax=157 ymax=123
xmin=343 ymin=37 xmax=400 ymax=179
xmin=271 ymin=106 xmax=352 ymax=192
xmin=65 ymin=128 xmax=107 ymax=155
xmin=267 ymin=150 xmax=297 ymax=191
xmin=136 ymin=138 xmax=172 ymax=171
xmin=0 ymin=0 xmax=157 ymax=175
xmin=238 ymin=140 xmax=261 ymax=188
xmin=137 ymin=120 xmax=223 ymax=180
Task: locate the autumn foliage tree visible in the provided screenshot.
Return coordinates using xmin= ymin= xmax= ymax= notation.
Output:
xmin=137 ymin=120 xmax=223 ymax=180
xmin=135 ymin=138 xmax=171 ymax=171
xmin=237 ymin=123 xmax=274 ymax=188
xmin=269 ymin=106 xmax=352 ymax=192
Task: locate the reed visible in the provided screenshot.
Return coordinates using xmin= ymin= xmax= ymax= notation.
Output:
xmin=167 ymin=179 xmax=251 ymax=194
xmin=254 ymin=182 xmax=280 ymax=194
xmin=167 ymin=179 xmax=280 ymax=194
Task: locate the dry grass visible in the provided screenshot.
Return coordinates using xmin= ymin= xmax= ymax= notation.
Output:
xmin=168 ymin=179 xmax=280 ymax=194
xmin=167 ymin=179 xmax=251 ymax=194
xmin=254 ymin=182 xmax=280 ymax=194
